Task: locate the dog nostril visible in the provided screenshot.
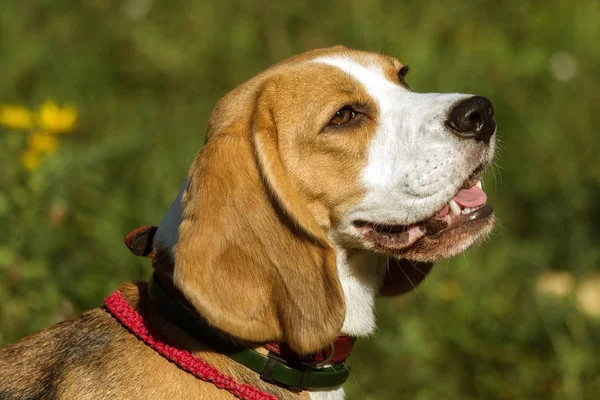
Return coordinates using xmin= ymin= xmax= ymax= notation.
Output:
xmin=446 ymin=96 xmax=495 ymax=144
xmin=469 ymin=112 xmax=481 ymax=126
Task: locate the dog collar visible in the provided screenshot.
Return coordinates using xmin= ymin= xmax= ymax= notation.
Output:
xmin=148 ymin=274 xmax=353 ymax=390
xmin=105 ymin=288 xmax=277 ymax=400
xmin=105 ymin=272 xmax=353 ymax=393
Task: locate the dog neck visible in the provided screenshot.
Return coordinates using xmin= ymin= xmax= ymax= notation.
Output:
xmin=334 ymin=246 xmax=388 ymax=337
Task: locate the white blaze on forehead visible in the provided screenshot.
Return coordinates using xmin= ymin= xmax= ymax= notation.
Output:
xmin=312 ymin=56 xmax=405 ymax=188
xmin=312 ymin=56 xmax=399 ymax=102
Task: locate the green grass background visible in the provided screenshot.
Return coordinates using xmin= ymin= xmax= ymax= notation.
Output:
xmin=1 ymin=0 xmax=600 ymax=398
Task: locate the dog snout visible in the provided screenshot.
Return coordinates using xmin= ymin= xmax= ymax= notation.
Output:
xmin=446 ymin=96 xmax=495 ymax=144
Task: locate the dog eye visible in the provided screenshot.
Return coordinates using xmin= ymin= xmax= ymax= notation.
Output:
xmin=329 ymin=107 xmax=356 ymax=126
xmin=398 ymin=65 xmax=410 ymax=85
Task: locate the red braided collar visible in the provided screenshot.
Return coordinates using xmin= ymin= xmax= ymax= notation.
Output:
xmin=105 ymin=290 xmax=278 ymax=400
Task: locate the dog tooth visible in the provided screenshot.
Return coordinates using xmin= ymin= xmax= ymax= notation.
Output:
xmin=476 ymin=180 xmax=482 ymax=189
xmin=449 ymin=199 xmax=461 ymax=216
xmin=462 ymin=207 xmax=472 ymax=215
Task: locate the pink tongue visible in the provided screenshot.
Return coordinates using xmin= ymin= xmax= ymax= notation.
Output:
xmin=453 ymin=186 xmax=487 ymax=208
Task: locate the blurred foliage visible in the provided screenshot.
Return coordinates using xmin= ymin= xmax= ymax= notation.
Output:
xmin=1 ymin=0 xmax=599 ymax=398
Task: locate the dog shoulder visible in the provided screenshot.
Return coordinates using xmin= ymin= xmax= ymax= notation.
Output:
xmin=0 ymin=283 xmax=236 ymax=400
xmin=0 ymin=302 xmax=126 ymax=399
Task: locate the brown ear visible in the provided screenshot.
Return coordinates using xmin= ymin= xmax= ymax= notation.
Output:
xmin=173 ymin=104 xmax=345 ymax=355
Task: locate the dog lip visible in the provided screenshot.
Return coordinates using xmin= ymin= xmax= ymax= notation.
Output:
xmin=353 ymin=220 xmax=415 ymax=232
xmin=352 ymin=203 xmax=493 ymax=252
xmin=427 ymin=204 xmax=494 ymax=237
xmin=356 ymin=223 xmax=426 ymax=250
xmin=352 ymin=198 xmax=492 ymax=239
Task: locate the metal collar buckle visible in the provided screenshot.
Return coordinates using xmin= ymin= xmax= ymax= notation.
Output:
xmin=259 ymin=341 xmax=336 ymax=391
xmin=260 ymin=351 xmax=311 ymax=392
xmin=303 ymin=340 xmax=335 ymax=368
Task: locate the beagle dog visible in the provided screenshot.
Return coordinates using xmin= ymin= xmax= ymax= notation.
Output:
xmin=0 ymin=46 xmax=496 ymax=400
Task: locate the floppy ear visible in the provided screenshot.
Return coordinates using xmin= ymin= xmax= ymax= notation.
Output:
xmin=173 ymin=100 xmax=345 ymax=355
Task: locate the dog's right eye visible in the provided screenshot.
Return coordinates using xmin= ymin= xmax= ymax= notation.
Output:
xmin=329 ymin=107 xmax=356 ymax=126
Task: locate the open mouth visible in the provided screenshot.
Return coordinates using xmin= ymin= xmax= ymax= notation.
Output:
xmin=354 ymin=170 xmax=493 ymax=251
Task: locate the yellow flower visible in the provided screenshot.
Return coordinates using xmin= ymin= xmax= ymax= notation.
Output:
xmin=21 ymin=149 xmax=42 ymax=171
xmin=28 ymin=132 xmax=59 ymax=155
xmin=3 ymin=100 xmax=78 ymax=171
xmin=0 ymin=105 xmax=34 ymax=130
xmin=37 ymin=100 xmax=78 ymax=134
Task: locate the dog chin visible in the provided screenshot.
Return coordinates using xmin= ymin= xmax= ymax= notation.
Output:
xmin=393 ymin=213 xmax=495 ymax=263
xmin=376 ymin=214 xmax=494 ymax=297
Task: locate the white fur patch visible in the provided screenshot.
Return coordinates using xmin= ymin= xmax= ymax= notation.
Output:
xmin=335 ymin=247 xmax=388 ymax=336
xmin=309 ymin=387 xmax=345 ymax=400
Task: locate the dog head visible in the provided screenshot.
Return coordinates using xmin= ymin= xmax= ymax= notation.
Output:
xmin=153 ymin=46 xmax=496 ymax=354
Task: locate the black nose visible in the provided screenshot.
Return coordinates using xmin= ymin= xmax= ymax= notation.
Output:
xmin=446 ymin=96 xmax=495 ymax=144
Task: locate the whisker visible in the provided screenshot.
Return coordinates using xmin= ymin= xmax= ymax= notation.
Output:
xmin=492 ymin=161 xmax=511 ymax=172
xmin=461 ymin=252 xmax=471 ymax=270
xmin=345 ymin=365 xmax=369 ymax=399
xmin=435 ymin=281 xmax=449 ymax=290
xmin=407 ymin=259 xmax=428 ymax=276
xmin=398 ymin=261 xmax=421 ymax=298
xmin=444 ymin=257 xmax=451 ymax=271
xmin=379 ymin=37 xmax=395 ymax=55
